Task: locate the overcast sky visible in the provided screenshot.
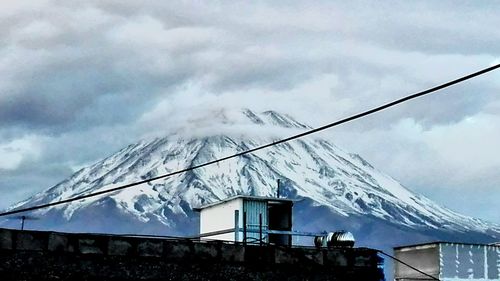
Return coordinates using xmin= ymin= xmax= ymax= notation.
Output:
xmin=1 ymin=0 xmax=499 ymax=223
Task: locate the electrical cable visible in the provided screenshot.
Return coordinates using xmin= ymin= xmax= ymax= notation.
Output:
xmin=0 ymin=63 xmax=499 ymax=218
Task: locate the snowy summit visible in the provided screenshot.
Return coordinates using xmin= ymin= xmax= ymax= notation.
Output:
xmin=3 ymin=109 xmax=500 ymax=249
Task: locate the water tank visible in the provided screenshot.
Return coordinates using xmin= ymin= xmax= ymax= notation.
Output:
xmin=314 ymin=231 xmax=355 ymax=248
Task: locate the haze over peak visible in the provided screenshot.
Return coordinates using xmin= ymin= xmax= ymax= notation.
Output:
xmin=140 ymin=108 xmax=313 ymax=140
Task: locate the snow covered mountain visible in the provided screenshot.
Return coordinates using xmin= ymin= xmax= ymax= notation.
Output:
xmin=3 ymin=109 xmax=499 ymax=249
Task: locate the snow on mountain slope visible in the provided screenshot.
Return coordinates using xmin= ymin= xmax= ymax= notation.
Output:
xmin=4 ymin=109 xmax=500 ymax=239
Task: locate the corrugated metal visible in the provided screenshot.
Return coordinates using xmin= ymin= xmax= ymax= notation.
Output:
xmin=440 ymin=243 xmax=500 ymax=280
xmin=243 ymin=199 xmax=268 ymax=243
xmin=486 ymin=245 xmax=500 ymax=279
xmin=395 ymin=243 xmax=500 ymax=281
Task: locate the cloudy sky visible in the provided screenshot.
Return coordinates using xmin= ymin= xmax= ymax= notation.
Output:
xmin=1 ymin=0 xmax=499 ymax=223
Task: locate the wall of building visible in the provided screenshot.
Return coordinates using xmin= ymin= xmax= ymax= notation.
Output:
xmin=0 ymin=227 xmax=383 ymax=281
xmin=394 ymin=243 xmax=439 ymax=280
xmin=440 ymin=243 xmax=500 ymax=280
xmin=199 ymin=198 xmax=243 ymax=241
xmin=394 ymin=243 xmax=500 ymax=281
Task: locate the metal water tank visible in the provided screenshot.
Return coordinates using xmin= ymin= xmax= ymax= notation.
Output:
xmin=314 ymin=231 xmax=355 ymax=248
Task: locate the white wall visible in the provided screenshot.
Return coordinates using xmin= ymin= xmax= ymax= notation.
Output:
xmin=200 ymin=198 xmax=243 ymax=241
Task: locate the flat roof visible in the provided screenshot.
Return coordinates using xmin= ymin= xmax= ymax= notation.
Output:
xmin=394 ymin=241 xmax=500 ymax=250
xmin=193 ymin=195 xmax=294 ymax=211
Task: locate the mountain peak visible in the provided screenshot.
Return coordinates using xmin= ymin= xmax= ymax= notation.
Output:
xmin=260 ymin=110 xmax=310 ymax=129
xmin=3 ymin=109 xmax=499 ymax=246
xmin=182 ymin=108 xmax=310 ymax=129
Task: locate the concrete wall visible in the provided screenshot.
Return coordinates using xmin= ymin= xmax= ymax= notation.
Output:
xmin=0 ymin=228 xmax=383 ymax=281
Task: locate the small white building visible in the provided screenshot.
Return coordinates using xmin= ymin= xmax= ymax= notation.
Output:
xmin=194 ymin=195 xmax=294 ymax=245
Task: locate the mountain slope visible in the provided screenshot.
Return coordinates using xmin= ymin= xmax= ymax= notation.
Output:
xmin=3 ymin=109 xmax=499 ymax=246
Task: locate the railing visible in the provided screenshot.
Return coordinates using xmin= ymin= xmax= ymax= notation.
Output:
xmin=196 ymin=227 xmax=328 ymax=246
xmin=196 ymin=210 xmax=331 ymax=246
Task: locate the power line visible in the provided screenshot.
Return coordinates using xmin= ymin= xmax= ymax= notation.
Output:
xmin=1 ymin=63 xmax=499 ymax=218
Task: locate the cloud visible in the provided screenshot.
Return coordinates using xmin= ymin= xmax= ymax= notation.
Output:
xmin=0 ymin=135 xmax=41 ymax=170
xmin=1 ymin=0 xmax=498 ymax=134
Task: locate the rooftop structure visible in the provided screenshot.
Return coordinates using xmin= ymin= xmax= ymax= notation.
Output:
xmin=394 ymin=242 xmax=500 ymax=281
xmin=194 ymin=195 xmax=294 ymax=245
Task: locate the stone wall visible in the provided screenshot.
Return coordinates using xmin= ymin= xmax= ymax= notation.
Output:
xmin=0 ymin=228 xmax=384 ymax=280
